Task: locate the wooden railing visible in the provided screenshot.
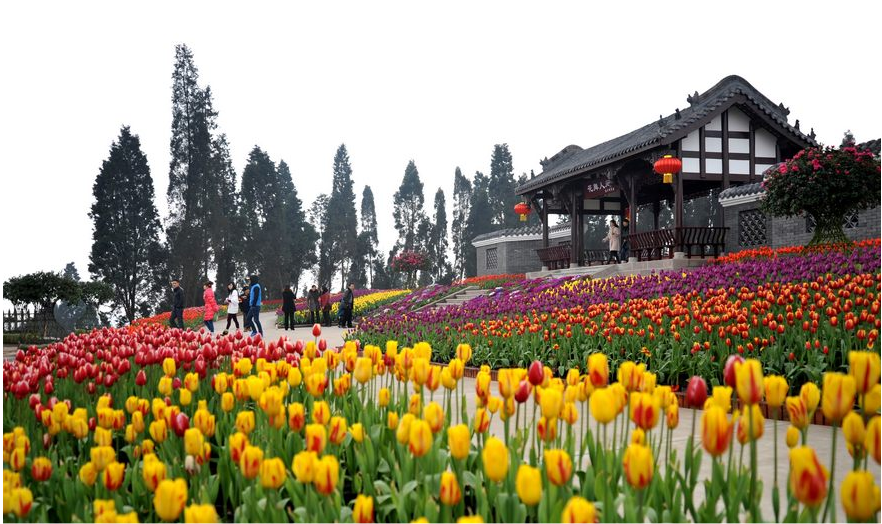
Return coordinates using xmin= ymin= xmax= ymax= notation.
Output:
xmin=536 ymin=243 xmax=571 ymax=269
xmin=627 ymin=227 xmax=728 ymax=261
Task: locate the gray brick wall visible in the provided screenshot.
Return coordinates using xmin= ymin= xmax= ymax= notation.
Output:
xmin=475 ymin=239 xmax=544 ymax=276
xmin=724 ymin=201 xmax=880 ymax=253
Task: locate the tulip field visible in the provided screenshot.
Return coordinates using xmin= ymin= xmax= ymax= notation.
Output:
xmin=2 ymin=240 xmax=881 ymax=522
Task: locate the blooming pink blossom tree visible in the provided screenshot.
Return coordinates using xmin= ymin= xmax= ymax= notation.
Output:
xmin=390 ymin=251 xmax=430 ymax=288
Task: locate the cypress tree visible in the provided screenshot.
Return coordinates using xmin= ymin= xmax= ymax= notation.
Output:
xmin=488 ymin=143 xmax=519 ymax=227
xmin=209 ymin=133 xmax=241 ymax=290
xmin=451 ymin=167 xmax=472 ymax=281
xmin=392 ymin=160 xmax=426 ymax=253
xmin=359 ymin=186 xmax=379 ymax=287
xmin=464 ymin=171 xmax=494 ymax=277
xmin=89 ymin=126 xmax=166 ymax=323
xmin=325 ymin=144 xmax=358 ymax=289
xmin=280 ymin=160 xmax=318 ymax=292
xmin=430 ymin=188 xmax=453 ymax=283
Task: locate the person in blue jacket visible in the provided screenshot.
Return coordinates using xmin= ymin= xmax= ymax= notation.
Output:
xmin=245 ymin=274 xmax=264 ymax=337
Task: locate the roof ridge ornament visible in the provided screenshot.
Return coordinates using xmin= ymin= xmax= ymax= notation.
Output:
xmin=809 ymin=128 xmax=816 ymax=140
xmin=778 ymin=103 xmax=790 ymax=118
xmin=686 ymin=91 xmax=700 ymax=106
xmin=795 ymin=119 xmax=800 ymax=130
xmin=675 ymin=108 xmax=681 ymax=120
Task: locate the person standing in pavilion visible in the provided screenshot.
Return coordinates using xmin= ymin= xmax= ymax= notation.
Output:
xmin=604 ymin=219 xmax=621 ymax=264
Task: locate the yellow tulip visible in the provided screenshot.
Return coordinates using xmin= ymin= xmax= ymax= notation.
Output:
xmin=786 ymin=395 xmax=810 ymax=429
xmin=590 ymin=387 xmax=617 ymax=424
xmin=258 ymin=387 xmax=284 ymax=417
xmin=840 ymin=470 xmax=881 ymax=521
xmin=763 ymin=375 xmax=788 ymax=409
xmin=228 ymin=432 xmax=248 ymax=464
xmin=475 ymin=371 xmax=491 ymax=402
xmin=235 ymin=411 xmax=255 ymax=435
xmin=213 ymin=372 xmax=230 ymax=394
xmin=448 ymin=358 xmax=464 ymax=380
xmin=162 ymin=357 xmax=176 ymax=377
xmin=701 ymin=406 xmax=732 ymax=457
xmin=849 ymin=350 xmax=881 ymax=395
xmin=378 ymin=387 xmax=391 ymax=407
xmin=408 ymin=419 xmax=433 ymax=457
xmin=666 ymin=402 xmax=679 ymax=430
xmin=424 ymin=402 xmax=444 ymax=433
xmin=487 ymin=396 xmax=502 ymax=414
xmin=537 ymin=416 xmax=557 ymax=443
xmin=587 ymin=353 xmax=609 ymax=388
xmin=515 ymin=464 xmax=542 ymax=506
xmin=7 ymin=487 xmax=33 ymax=518
xmin=246 ymin=374 xmax=265 ymax=401
xmin=865 ymin=416 xmax=880 ymax=464
xmin=641 ymin=371 xmax=657 ymax=394
xmin=79 ymin=461 xmax=98 ymax=486
xmin=482 ymin=437 xmax=509 ymax=482
xmin=561 ymin=496 xmax=598 ymax=523
xmin=184 ymin=504 xmax=220 ymax=523
xmin=350 ymin=423 xmax=365 ymax=443
xmin=821 ymin=372 xmax=856 ymax=422
xmin=786 ymin=425 xmax=800 ymax=448
xmin=623 ymin=443 xmax=653 ymax=489
xmin=287 ymin=402 xmax=305 ymax=432
xmin=184 ymin=428 xmax=205 ymax=457
xmin=239 ymin=445 xmax=263 ymax=479
xmin=789 ymin=446 xmax=828 ymax=507
xmin=387 ymin=411 xmax=400 ymax=430
xmin=221 ymin=392 xmax=235 ymax=412
xmin=292 ymin=451 xmax=317 ymax=483
xmin=540 ymin=387 xmax=563 ymax=420
xmin=395 ymin=413 xmax=414 ymax=444
xmin=439 ymin=471 xmax=462 ymax=506
xmin=631 ymin=428 xmax=646 ymax=446
xmin=629 ymin=392 xmax=660 ymax=430
xmin=353 ymin=494 xmax=374 ymax=523
xmin=544 ymin=449 xmax=573 ymax=486
xmin=143 ymin=455 xmax=167 ymax=492
xmin=864 ymin=384 xmax=881 ymax=415
xmin=153 ymin=478 xmax=188 ymax=521
xmin=313 ymin=455 xmax=339 ymax=495
xmin=842 ymin=412 xmax=865 ymax=446
xmin=412 ymin=357 xmax=430 ymax=386
xmin=354 ymin=357 xmax=373 ymax=384
xmin=259 ymin=457 xmax=286 ymax=489
xmin=329 ymin=416 xmax=348 ymax=445
xmin=498 ymin=369 xmax=517 ymax=398
xmin=617 ymin=361 xmax=645 ymax=392
xmin=306 ymin=423 xmax=327 ymax=454
xmin=801 ymin=382 xmax=821 ymax=417
xmin=473 ymin=408 xmax=490 ymax=434
xmin=448 ymin=424 xmax=470 ymax=460
xmin=441 ymin=367 xmax=457 ymax=390
xmin=736 ymin=404 xmax=764 ymax=445
xmin=734 ymin=358 xmax=763 ymax=405
xmin=102 ymin=461 xmax=126 ymax=491
xmin=409 ymin=394 xmax=422 ymax=416
xmin=90 ymin=445 xmax=116 ymax=472
xmin=456 ymin=343 xmax=472 ymax=363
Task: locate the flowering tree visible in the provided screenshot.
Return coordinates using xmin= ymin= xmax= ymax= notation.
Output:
xmin=762 ymin=145 xmax=880 ymax=245
xmin=390 ymin=250 xmax=430 ymax=288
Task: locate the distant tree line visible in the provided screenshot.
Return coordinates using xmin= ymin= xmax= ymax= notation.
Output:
xmin=56 ymin=43 xmax=535 ymax=324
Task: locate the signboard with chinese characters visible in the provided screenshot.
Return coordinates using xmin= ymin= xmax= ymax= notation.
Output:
xmin=584 ymin=179 xmax=617 ymax=199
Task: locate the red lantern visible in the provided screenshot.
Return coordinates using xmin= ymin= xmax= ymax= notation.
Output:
xmin=653 ymin=155 xmax=682 ymax=184
xmin=514 ymin=202 xmax=532 ymax=222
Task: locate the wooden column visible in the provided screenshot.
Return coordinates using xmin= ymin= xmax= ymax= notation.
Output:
xmin=722 ymin=110 xmax=730 ymax=190
xmin=628 ymin=174 xmax=638 ymax=232
xmin=748 ymin=122 xmax=756 ymax=182
xmin=674 ymin=141 xmax=684 ymax=251
xmin=653 ymin=200 xmax=660 ymax=230
xmin=541 ymin=199 xmax=549 ymax=249
xmin=569 ymin=187 xmax=579 ymax=266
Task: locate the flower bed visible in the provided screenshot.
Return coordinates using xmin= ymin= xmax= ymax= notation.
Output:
xmin=274 ymin=289 xmax=410 ymax=326
xmin=2 ymin=326 xmax=879 ymax=522
xmin=357 ymin=243 xmax=881 ymax=391
xmin=133 ymin=300 xmax=282 ymax=330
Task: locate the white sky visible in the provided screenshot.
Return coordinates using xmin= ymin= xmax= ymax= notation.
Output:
xmin=2 ymin=1 xmax=880 ymax=293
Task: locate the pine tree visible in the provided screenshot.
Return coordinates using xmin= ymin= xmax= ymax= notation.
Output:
xmin=166 ymin=44 xmax=217 ymax=305
xmin=392 ymin=160 xmax=426 ymax=253
xmin=308 ymin=194 xmax=334 ymax=289
xmin=240 ymin=146 xmax=277 ymax=278
xmin=451 ymin=167 xmax=472 ymax=281
xmin=325 ymin=145 xmax=359 ymax=289
xmin=279 ymin=160 xmax=318 ymax=292
xmin=464 ymin=171 xmax=494 ymax=277
xmin=430 ymin=188 xmax=453 ymax=283
xmin=488 ymin=144 xmax=519 ymax=227
xmin=360 ymin=186 xmax=379 ymax=286
xmin=209 ymin=134 xmax=241 ymax=290
xmin=89 ymin=126 xmax=166 ymax=323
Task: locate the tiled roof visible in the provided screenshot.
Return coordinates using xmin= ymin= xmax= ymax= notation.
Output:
xmin=472 ymin=222 xmax=569 ymax=243
xmin=517 ymin=75 xmax=818 ymax=194
xmin=719 ymin=182 xmax=765 ymax=201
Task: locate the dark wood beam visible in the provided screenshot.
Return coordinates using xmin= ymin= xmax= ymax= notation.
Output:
xmin=699 ymin=125 xmax=706 ymax=179
xmin=749 ymin=121 xmax=756 ymax=182
xmin=722 ymin=110 xmax=730 ymax=190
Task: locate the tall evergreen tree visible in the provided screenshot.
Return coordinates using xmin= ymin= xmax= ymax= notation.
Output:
xmin=392 ymin=160 xmax=426 ymax=253
xmin=279 ymin=160 xmax=318 ymax=292
xmin=451 ymin=167 xmax=472 ymax=281
xmin=240 ymin=146 xmax=277 ymax=277
xmin=488 ymin=144 xmax=519 ymax=227
xmin=325 ymin=145 xmax=359 ymax=289
xmin=464 ymin=171 xmax=494 ymax=277
xmin=359 ymin=186 xmax=379 ymax=287
xmin=166 ymin=44 xmax=217 ymax=305
xmin=430 ymin=188 xmax=452 ymax=283
xmin=89 ymin=126 xmax=166 ymax=323
xmin=209 ymin=134 xmax=241 ymax=290
xmin=308 ymin=194 xmax=334 ymax=289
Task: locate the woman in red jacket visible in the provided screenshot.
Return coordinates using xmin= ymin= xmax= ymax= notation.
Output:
xmin=202 ymin=281 xmax=220 ymax=333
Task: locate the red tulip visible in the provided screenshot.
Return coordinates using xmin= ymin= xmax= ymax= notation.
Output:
xmin=135 ymin=370 xmax=147 ymax=386
xmin=172 ymin=377 xmax=182 ymax=390
xmin=29 ymin=393 xmax=41 ymax=410
xmin=312 ymin=324 xmax=322 ymax=337
xmin=685 ymin=376 xmax=707 ymax=408
xmin=318 ymin=339 xmax=327 ymax=351
xmin=43 ymin=379 xmax=54 ymax=395
xmin=14 ymin=381 xmax=30 ymax=399
xmin=723 ymin=355 xmax=743 ymax=388
xmin=528 ymin=361 xmax=544 ymax=386
xmin=515 ymin=380 xmax=531 ymax=403
xmin=172 ymin=412 xmax=190 ymax=437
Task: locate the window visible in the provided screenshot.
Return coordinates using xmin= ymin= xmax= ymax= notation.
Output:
xmin=485 ymin=248 xmax=498 ymax=270
xmin=739 ymin=209 xmax=766 ymax=247
xmin=805 ymin=212 xmax=859 ymax=233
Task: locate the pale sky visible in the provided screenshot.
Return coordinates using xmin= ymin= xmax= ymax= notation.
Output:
xmin=2 ymin=1 xmax=880 ymax=292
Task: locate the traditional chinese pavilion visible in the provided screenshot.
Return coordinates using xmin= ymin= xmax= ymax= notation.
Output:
xmin=515 ymin=75 xmax=818 ymax=269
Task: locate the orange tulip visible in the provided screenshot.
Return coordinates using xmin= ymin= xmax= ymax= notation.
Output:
xmin=30 ymin=457 xmax=52 ymax=482
xmin=288 ymin=403 xmax=305 ymax=432
xmin=439 ymin=471 xmax=462 ymax=506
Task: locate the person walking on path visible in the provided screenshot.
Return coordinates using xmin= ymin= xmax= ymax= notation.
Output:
xmin=319 ymin=286 xmax=331 ymax=326
xmin=282 ymin=285 xmax=296 ymax=330
xmin=170 ymin=279 xmax=184 ymax=329
xmin=246 ymin=275 xmax=264 ymax=337
xmin=239 ymin=285 xmax=252 ymax=331
xmin=202 ymin=281 xmax=219 ymax=333
xmin=604 ymin=219 xmax=621 ymax=264
xmin=307 ymin=285 xmax=320 ymax=324
xmin=223 ymin=282 xmax=240 ymax=333
xmin=339 ymin=283 xmax=355 ymax=329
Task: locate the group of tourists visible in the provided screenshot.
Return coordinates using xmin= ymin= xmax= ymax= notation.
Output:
xmin=168 ymin=277 xmax=355 ymax=337
xmin=603 ymin=216 xmax=630 ymax=264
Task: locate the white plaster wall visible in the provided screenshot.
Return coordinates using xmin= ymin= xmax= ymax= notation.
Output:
xmin=707 ymin=158 xmax=723 ymax=174
xmin=682 ymin=157 xmax=700 ymax=173
xmin=681 ymin=131 xmax=700 ymax=151
xmin=706 ymin=137 xmax=722 ymax=153
xmin=707 ymin=115 xmax=722 ymax=131
xmin=755 ymin=163 xmax=775 ymax=175
xmin=729 ymin=138 xmax=750 ymax=154
xmin=756 ymin=128 xmax=777 ymax=157
xmin=729 ymin=159 xmax=750 ymax=175
xmin=728 ymin=107 xmax=750 ymax=132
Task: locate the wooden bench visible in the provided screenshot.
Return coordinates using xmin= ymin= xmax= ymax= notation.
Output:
xmin=627 ymin=227 xmax=728 ymax=261
xmin=680 ymin=227 xmax=728 ymax=258
xmin=584 ymin=249 xmax=614 ymax=265
xmin=536 ymin=244 xmax=571 ymax=269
